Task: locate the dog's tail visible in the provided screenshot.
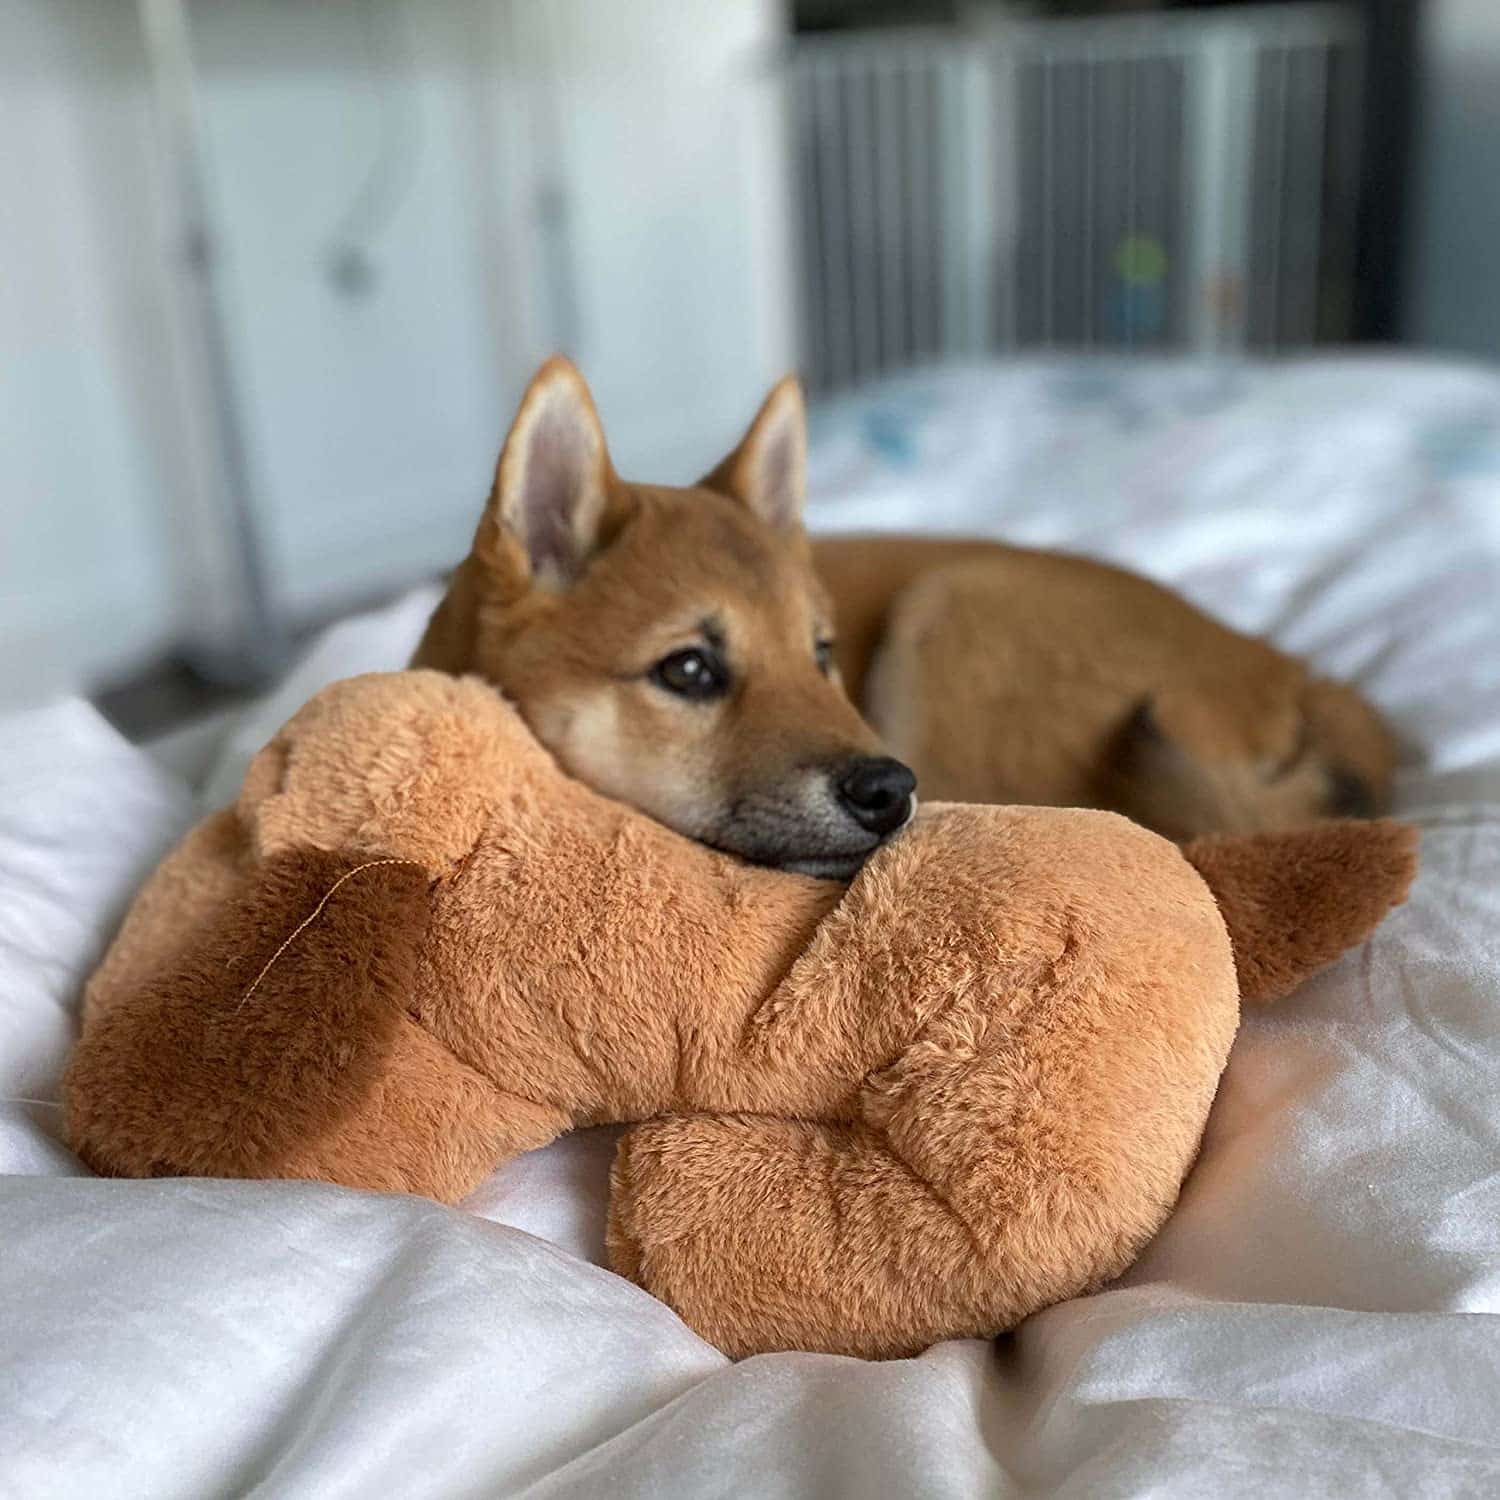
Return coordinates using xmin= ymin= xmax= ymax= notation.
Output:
xmin=1181 ymin=820 xmax=1418 ymax=1004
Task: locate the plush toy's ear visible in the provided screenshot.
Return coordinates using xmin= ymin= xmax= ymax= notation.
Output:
xmin=477 ymin=356 xmax=623 ymax=590
xmin=700 ymin=375 xmax=807 ymax=530
xmin=1183 ymin=820 xmax=1418 ymax=1005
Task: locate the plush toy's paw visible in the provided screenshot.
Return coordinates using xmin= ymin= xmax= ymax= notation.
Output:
xmin=245 ymin=671 xmax=547 ymax=869
xmin=608 ymin=1115 xmax=1010 ymax=1361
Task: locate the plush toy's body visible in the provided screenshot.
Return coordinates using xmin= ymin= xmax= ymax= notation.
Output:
xmin=67 ymin=673 xmax=1415 ymax=1359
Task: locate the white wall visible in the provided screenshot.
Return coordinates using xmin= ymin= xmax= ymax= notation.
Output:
xmin=0 ymin=1 xmax=179 ymax=704
xmin=0 ymin=0 xmax=795 ymax=704
xmin=1405 ymin=0 xmax=1500 ymax=359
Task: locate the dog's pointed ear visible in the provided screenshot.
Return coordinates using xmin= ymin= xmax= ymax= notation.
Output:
xmin=476 ymin=356 xmax=622 ymax=590
xmin=1183 ymin=820 xmax=1417 ymax=1005
xmin=701 ymin=375 xmax=807 ymax=530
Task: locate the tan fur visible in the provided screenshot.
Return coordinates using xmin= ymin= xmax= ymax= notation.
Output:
xmin=417 ymin=359 xmax=1396 ymax=847
xmin=65 ymin=671 xmax=1415 ymax=1359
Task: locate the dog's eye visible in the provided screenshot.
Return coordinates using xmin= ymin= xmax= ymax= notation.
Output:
xmin=815 ymin=639 xmax=835 ymax=675
xmin=651 ymin=647 xmax=728 ymax=701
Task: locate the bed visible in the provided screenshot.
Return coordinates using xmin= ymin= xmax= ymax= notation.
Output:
xmin=6 ymin=354 xmax=1500 ymax=1497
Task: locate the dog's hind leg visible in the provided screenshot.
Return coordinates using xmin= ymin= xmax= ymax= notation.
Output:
xmin=858 ymin=558 xmax=1395 ymax=838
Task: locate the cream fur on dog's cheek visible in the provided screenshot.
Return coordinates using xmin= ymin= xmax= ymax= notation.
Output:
xmin=520 ymin=688 xmax=883 ymax=866
xmin=527 ymin=689 xmax=725 ymax=843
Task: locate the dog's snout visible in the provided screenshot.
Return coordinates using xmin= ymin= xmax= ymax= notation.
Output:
xmin=835 ymin=756 xmax=916 ymax=837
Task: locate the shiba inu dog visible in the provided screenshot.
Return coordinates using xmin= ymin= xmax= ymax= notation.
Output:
xmin=414 ymin=357 xmax=1395 ymax=870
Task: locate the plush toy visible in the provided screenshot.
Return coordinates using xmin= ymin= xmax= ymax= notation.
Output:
xmin=66 ymin=672 xmax=1416 ymax=1359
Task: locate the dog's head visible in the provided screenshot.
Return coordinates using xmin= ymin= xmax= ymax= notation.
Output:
xmin=415 ymin=357 xmax=915 ymax=879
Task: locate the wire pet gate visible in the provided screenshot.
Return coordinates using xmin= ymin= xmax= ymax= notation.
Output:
xmin=786 ymin=4 xmax=1364 ymax=395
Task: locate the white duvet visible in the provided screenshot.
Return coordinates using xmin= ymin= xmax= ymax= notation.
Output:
xmin=6 ymin=355 xmax=1500 ymax=1497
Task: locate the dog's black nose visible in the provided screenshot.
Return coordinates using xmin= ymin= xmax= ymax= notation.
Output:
xmin=835 ymin=756 xmax=916 ymax=836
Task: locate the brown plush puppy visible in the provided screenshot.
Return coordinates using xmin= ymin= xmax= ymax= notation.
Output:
xmin=415 ymin=358 xmax=1397 ymax=851
xmin=66 ymin=673 xmax=1415 ymax=1360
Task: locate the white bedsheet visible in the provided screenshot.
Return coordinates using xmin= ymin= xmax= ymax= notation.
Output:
xmin=6 ymin=354 xmax=1500 ymax=1497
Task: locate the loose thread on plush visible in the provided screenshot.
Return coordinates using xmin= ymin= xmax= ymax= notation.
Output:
xmin=233 ymin=858 xmax=426 ymax=1014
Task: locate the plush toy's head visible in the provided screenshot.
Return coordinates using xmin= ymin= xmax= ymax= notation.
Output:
xmin=66 ymin=672 xmax=1416 ymax=1359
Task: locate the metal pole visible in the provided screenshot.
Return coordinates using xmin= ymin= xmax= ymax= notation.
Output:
xmin=1183 ymin=33 xmax=1256 ymax=353
xmin=137 ymin=0 xmax=286 ymax=687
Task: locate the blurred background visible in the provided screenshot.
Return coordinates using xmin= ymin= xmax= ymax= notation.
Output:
xmin=1 ymin=0 xmax=1487 ymax=730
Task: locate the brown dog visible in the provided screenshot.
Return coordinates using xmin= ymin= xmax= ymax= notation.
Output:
xmin=414 ymin=358 xmax=1395 ymax=859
